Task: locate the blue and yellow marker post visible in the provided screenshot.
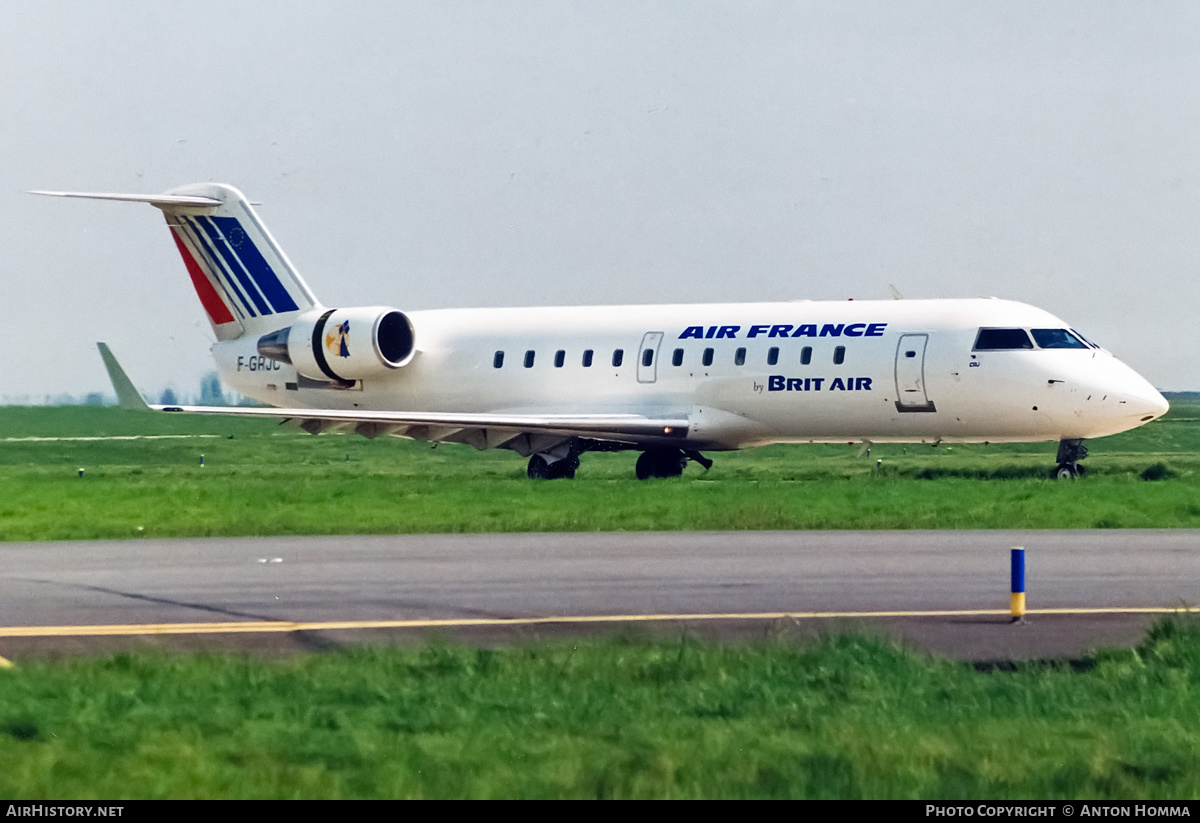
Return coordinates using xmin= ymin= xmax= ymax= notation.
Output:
xmin=1011 ymin=546 xmax=1026 ymax=623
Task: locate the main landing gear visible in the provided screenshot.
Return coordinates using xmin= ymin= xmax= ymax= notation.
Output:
xmin=635 ymin=448 xmax=713 ymax=480
xmin=527 ymin=452 xmax=580 ymax=480
xmin=1054 ymin=438 xmax=1088 ymax=480
xmin=526 ymin=443 xmax=713 ymax=480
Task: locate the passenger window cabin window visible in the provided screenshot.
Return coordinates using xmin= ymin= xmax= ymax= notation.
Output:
xmin=493 ymin=351 xmax=504 ymax=369
xmin=582 ymin=349 xmax=593 ymax=367
xmin=767 ymin=347 xmax=779 ymax=366
xmin=524 ymin=350 xmax=535 ymax=368
xmin=642 ymin=348 xmax=654 ymax=367
xmin=734 ymin=347 xmax=746 ymax=366
xmin=833 ymin=346 xmax=845 ymax=365
xmin=800 ymin=346 xmax=812 ymax=365
xmin=672 ymin=348 xmax=684 ymax=367
xmin=612 ymin=349 xmax=624 ymax=367
xmin=702 ymin=348 xmax=714 ymax=367
xmin=1031 ymin=329 xmax=1089 ymax=349
xmin=974 ymin=328 xmax=1034 ymax=350
xmin=554 ymin=350 xmax=565 ymax=367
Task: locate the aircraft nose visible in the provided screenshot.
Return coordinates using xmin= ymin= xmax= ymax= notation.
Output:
xmin=1081 ymin=357 xmax=1170 ymax=435
xmin=1115 ymin=368 xmax=1169 ymax=423
xmin=1135 ymin=385 xmax=1170 ymax=422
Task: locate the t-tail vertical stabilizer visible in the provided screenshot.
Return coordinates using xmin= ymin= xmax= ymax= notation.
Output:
xmin=32 ymin=184 xmax=320 ymax=341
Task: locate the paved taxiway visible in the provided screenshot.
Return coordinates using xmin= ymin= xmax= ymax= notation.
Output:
xmin=1 ymin=530 xmax=1197 ymax=660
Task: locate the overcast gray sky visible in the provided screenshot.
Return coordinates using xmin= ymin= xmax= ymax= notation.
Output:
xmin=4 ymin=1 xmax=1198 ymax=401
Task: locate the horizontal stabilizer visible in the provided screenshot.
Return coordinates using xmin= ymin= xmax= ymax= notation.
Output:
xmin=30 ymin=190 xmax=221 ymax=208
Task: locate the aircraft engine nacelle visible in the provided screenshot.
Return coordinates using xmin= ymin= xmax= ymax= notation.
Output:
xmin=257 ymin=306 xmax=416 ymax=381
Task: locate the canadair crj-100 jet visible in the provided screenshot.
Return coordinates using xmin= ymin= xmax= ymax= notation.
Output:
xmin=35 ymin=183 xmax=1168 ymax=480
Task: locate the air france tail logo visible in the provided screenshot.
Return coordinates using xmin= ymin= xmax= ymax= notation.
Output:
xmin=169 ymin=214 xmax=300 ymax=323
xmin=678 ymin=323 xmax=887 ymax=339
xmin=326 ymin=321 xmax=351 ymax=358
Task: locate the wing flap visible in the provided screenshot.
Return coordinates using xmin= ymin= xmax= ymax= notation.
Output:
xmin=98 ymin=341 xmax=688 ymax=448
xmin=157 ymin=404 xmax=689 ymax=445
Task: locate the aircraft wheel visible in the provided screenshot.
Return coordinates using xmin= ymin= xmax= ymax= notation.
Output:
xmin=527 ymin=455 xmax=552 ymax=479
xmin=1054 ymin=463 xmax=1079 ymax=481
xmin=554 ymin=455 xmax=579 ymax=480
xmin=635 ymin=452 xmax=654 ymax=480
xmin=528 ymin=454 xmax=578 ymax=480
xmin=636 ymin=448 xmax=686 ymax=480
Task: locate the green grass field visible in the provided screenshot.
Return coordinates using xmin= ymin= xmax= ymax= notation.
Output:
xmin=5 ymin=619 xmax=1200 ymax=799
xmin=1 ymin=402 xmax=1198 ymax=798
xmin=1 ymin=400 xmax=1197 ymax=540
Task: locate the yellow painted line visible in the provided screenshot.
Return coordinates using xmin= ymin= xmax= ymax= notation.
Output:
xmin=0 ymin=606 xmax=1198 ymax=639
xmin=1021 ymin=607 xmax=1200 ymax=615
xmin=0 ymin=655 xmax=13 ymax=668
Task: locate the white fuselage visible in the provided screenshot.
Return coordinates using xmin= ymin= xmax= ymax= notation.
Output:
xmin=213 ymin=297 xmax=1168 ymax=451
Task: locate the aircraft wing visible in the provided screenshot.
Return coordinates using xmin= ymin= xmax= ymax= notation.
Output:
xmin=158 ymin=403 xmax=688 ymax=445
xmin=97 ymin=343 xmax=687 ymax=451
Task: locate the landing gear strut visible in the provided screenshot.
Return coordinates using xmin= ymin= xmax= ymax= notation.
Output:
xmin=1053 ymin=438 xmax=1088 ymax=480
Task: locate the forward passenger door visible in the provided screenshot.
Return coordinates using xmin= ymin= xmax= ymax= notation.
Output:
xmin=894 ymin=333 xmax=937 ymax=412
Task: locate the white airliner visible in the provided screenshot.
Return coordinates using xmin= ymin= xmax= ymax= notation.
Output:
xmin=36 ymin=183 xmax=1168 ymax=480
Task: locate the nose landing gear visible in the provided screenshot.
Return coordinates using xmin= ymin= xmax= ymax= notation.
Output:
xmin=1054 ymin=438 xmax=1088 ymax=480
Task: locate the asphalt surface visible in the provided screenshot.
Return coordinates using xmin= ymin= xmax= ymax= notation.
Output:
xmin=1 ymin=530 xmax=1197 ymax=660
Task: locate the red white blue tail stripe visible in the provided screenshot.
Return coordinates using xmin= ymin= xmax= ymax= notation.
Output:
xmin=169 ymin=213 xmax=300 ymax=321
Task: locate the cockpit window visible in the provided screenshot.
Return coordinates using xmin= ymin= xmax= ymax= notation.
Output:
xmin=974 ymin=328 xmax=1033 ymax=350
xmin=1070 ymin=329 xmax=1100 ymax=349
xmin=1031 ymin=329 xmax=1089 ymax=349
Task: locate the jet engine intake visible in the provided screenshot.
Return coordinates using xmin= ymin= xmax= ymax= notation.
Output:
xmin=258 ymin=306 xmax=415 ymax=381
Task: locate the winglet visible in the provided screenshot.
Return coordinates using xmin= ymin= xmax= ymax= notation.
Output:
xmin=96 ymin=343 xmax=150 ymax=411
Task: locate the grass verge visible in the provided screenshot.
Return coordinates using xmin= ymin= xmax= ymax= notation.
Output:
xmin=1 ymin=402 xmax=1199 ymax=539
xmin=3 ymin=618 xmax=1200 ymax=798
